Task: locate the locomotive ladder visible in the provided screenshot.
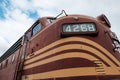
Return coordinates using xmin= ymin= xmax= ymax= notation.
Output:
xmin=93 ymin=60 xmax=106 ymax=75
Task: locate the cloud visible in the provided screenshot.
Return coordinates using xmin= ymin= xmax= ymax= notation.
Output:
xmin=0 ymin=37 xmax=10 ymax=56
xmin=0 ymin=0 xmax=35 ymax=56
xmin=0 ymin=0 xmax=120 ymax=56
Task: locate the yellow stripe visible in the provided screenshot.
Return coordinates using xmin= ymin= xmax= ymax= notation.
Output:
xmin=22 ymin=67 xmax=97 ymax=80
xmin=22 ymin=67 xmax=120 ymax=80
xmin=25 ymin=37 xmax=120 ymax=67
xmin=25 ymin=44 xmax=96 ymax=64
xmin=23 ymin=52 xmax=99 ymax=70
xmin=24 ymin=44 xmax=118 ymax=70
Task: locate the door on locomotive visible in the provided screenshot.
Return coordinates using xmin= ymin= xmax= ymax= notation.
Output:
xmin=15 ymin=30 xmax=31 ymax=80
xmin=16 ymin=20 xmax=42 ymax=80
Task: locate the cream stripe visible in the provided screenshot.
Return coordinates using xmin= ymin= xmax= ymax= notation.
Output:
xmin=25 ymin=44 xmax=77 ymax=64
xmin=24 ymin=44 xmax=117 ymax=70
xmin=23 ymin=52 xmax=99 ymax=70
xmin=25 ymin=37 xmax=120 ymax=66
xmin=22 ymin=67 xmax=120 ymax=80
xmin=25 ymin=37 xmax=94 ymax=59
xmin=22 ymin=67 xmax=97 ymax=80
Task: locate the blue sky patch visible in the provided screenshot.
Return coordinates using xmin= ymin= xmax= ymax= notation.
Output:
xmin=0 ymin=7 xmax=5 ymax=19
xmin=0 ymin=0 xmax=11 ymax=19
xmin=28 ymin=11 xmax=39 ymax=19
xmin=0 ymin=2 xmax=5 ymax=19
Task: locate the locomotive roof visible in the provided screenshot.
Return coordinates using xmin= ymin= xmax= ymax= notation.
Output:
xmin=0 ymin=36 xmax=23 ymax=62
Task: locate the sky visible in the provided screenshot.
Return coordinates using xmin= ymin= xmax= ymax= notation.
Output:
xmin=0 ymin=0 xmax=120 ymax=56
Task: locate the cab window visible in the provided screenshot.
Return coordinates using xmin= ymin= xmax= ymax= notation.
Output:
xmin=32 ymin=23 xmax=41 ymax=36
xmin=25 ymin=31 xmax=31 ymax=42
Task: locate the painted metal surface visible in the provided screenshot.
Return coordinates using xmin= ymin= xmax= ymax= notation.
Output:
xmin=0 ymin=14 xmax=120 ymax=80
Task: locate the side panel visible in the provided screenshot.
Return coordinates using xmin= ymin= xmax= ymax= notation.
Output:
xmin=0 ymin=49 xmax=20 ymax=80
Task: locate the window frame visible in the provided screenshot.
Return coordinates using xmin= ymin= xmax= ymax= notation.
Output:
xmin=32 ymin=22 xmax=42 ymax=36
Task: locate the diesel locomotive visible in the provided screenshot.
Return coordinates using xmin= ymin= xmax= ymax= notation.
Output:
xmin=0 ymin=10 xmax=120 ymax=80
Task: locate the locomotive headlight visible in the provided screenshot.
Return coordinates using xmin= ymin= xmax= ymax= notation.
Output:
xmin=62 ymin=23 xmax=96 ymax=33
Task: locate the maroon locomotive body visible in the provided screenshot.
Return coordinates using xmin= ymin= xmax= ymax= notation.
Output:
xmin=0 ymin=11 xmax=120 ymax=80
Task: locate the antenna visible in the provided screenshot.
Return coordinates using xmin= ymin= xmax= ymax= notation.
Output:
xmin=54 ymin=10 xmax=68 ymax=19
